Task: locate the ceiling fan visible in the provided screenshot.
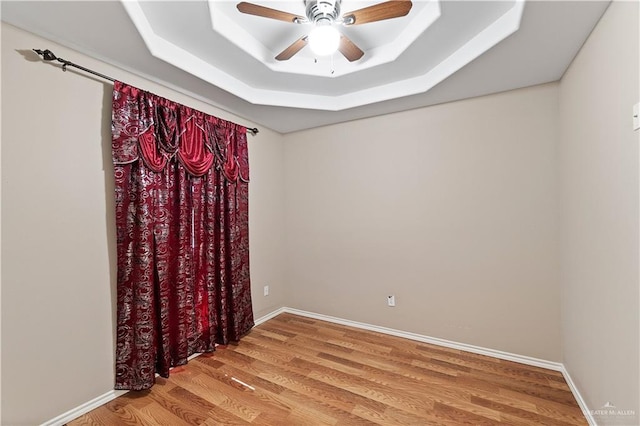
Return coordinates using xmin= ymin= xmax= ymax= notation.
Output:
xmin=237 ymin=0 xmax=413 ymax=62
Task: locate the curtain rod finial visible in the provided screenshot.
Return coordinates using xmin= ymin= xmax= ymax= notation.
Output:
xmin=33 ymin=49 xmax=57 ymax=61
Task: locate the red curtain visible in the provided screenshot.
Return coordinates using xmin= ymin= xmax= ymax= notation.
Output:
xmin=111 ymin=81 xmax=254 ymax=390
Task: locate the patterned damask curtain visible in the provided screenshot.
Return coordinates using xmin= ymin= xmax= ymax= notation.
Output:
xmin=111 ymin=81 xmax=254 ymax=390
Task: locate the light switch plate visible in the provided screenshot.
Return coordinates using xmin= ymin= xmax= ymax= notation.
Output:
xmin=633 ymin=103 xmax=639 ymax=131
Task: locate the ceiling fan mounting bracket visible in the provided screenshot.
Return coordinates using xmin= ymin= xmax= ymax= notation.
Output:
xmin=305 ymin=0 xmax=342 ymax=24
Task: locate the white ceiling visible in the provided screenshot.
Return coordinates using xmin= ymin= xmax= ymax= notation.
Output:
xmin=2 ymin=1 xmax=610 ymax=133
xmin=126 ymin=0 xmax=523 ymax=110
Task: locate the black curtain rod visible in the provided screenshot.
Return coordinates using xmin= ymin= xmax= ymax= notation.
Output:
xmin=32 ymin=49 xmax=259 ymax=136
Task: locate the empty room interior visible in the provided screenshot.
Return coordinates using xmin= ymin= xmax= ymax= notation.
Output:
xmin=1 ymin=0 xmax=639 ymax=425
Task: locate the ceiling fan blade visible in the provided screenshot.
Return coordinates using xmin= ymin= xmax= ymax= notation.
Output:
xmin=237 ymin=2 xmax=305 ymax=24
xmin=339 ymin=35 xmax=364 ymax=62
xmin=343 ymin=0 xmax=412 ymax=26
xmin=276 ymin=36 xmax=309 ymax=61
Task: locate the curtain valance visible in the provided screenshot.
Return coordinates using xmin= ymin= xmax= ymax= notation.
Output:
xmin=111 ymin=81 xmax=249 ymax=181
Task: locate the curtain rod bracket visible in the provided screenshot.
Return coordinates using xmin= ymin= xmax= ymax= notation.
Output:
xmin=32 ymin=48 xmax=259 ymax=136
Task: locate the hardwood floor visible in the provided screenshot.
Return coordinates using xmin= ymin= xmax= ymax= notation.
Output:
xmin=69 ymin=313 xmax=587 ymax=425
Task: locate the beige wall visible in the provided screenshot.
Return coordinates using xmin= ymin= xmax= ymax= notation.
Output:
xmin=3 ymin=1 xmax=639 ymax=423
xmin=559 ymin=1 xmax=639 ymax=423
xmin=0 ymin=28 xmax=3 ymax=424
xmin=283 ymin=83 xmax=562 ymax=361
xmin=0 ymin=23 xmax=285 ymax=425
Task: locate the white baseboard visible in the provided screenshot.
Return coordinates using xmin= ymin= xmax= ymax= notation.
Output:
xmin=280 ymin=307 xmax=563 ymax=371
xmin=41 ymin=389 xmax=128 ymax=426
xmin=43 ymin=306 xmax=595 ymax=426
xmin=254 ymin=306 xmax=287 ymax=326
xmin=560 ymin=367 xmax=597 ymax=425
xmin=269 ymin=306 xmax=596 ymax=425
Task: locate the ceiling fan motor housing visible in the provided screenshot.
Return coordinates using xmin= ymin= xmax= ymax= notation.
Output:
xmin=305 ymin=0 xmax=341 ymax=23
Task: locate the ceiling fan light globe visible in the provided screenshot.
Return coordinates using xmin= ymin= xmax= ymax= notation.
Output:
xmin=308 ymin=25 xmax=340 ymax=56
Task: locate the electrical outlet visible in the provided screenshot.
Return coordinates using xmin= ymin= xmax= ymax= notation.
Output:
xmin=387 ymin=295 xmax=395 ymax=307
xmin=263 ymin=285 xmax=269 ymax=296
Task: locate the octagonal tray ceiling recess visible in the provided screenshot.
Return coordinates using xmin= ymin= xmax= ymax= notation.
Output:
xmin=123 ymin=0 xmax=524 ymax=111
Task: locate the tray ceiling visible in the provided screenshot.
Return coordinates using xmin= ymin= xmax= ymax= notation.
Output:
xmin=1 ymin=1 xmax=610 ymax=133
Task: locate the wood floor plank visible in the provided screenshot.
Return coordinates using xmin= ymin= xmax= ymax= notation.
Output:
xmin=134 ymin=401 xmax=193 ymax=426
xmin=152 ymin=386 xmax=218 ymax=425
xmin=73 ymin=408 xmax=121 ymax=426
xmin=69 ymin=313 xmax=587 ymax=425
xmin=104 ymin=403 xmax=155 ymax=426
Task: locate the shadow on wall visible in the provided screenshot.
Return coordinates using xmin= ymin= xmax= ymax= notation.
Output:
xmin=101 ymin=83 xmax=118 ymax=377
